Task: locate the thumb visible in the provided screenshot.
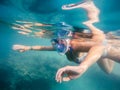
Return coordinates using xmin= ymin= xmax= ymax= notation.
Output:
xmin=63 ymin=77 xmax=71 ymax=82
xmin=19 ymin=50 xmax=25 ymax=52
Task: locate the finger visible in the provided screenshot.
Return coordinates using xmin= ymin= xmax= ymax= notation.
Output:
xmin=60 ymin=71 xmax=64 ymax=83
xmin=56 ymin=68 xmax=62 ymax=81
xmin=56 ymin=69 xmax=65 ymax=82
xmin=63 ymin=77 xmax=71 ymax=82
xmin=20 ymin=50 xmax=25 ymax=52
xmin=56 ymin=70 xmax=63 ymax=82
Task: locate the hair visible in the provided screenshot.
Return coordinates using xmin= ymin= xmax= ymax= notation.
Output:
xmin=73 ymin=26 xmax=85 ymax=32
xmin=72 ymin=26 xmax=93 ymax=38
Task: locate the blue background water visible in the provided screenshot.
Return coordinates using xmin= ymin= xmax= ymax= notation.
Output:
xmin=0 ymin=0 xmax=120 ymax=90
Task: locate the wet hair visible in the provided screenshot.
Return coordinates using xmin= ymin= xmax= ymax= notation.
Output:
xmin=72 ymin=26 xmax=93 ymax=38
xmin=73 ymin=26 xmax=85 ymax=32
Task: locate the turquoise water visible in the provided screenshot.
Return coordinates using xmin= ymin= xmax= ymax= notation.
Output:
xmin=0 ymin=0 xmax=120 ymax=90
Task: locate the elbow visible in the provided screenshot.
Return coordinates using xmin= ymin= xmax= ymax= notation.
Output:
xmin=98 ymin=64 xmax=113 ymax=74
xmin=103 ymin=68 xmax=113 ymax=74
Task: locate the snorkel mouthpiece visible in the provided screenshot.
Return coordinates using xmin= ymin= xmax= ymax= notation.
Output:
xmin=57 ymin=44 xmax=66 ymax=53
xmin=51 ymin=39 xmax=70 ymax=55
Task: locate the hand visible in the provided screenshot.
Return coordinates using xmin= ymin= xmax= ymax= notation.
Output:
xmin=13 ymin=44 xmax=31 ymax=52
xmin=56 ymin=65 xmax=88 ymax=83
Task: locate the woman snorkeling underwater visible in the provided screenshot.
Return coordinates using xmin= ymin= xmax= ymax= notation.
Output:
xmin=13 ymin=0 xmax=120 ymax=83
xmin=13 ymin=22 xmax=119 ymax=82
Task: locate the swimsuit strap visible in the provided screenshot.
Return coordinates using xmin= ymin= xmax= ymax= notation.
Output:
xmin=102 ymin=39 xmax=108 ymax=57
xmin=75 ymin=53 xmax=87 ymax=64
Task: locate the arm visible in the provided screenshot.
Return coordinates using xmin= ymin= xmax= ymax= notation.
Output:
xmin=30 ymin=46 xmax=55 ymax=51
xmin=56 ymin=45 xmax=105 ymax=83
xmin=85 ymin=23 xmax=104 ymax=36
xmin=97 ymin=58 xmax=114 ymax=74
xmin=79 ymin=0 xmax=100 ymax=24
xmin=80 ymin=1 xmax=105 ymax=39
xmin=77 ymin=45 xmax=105 ymax=72
xmin=13 ymin=44 xmax=55 ymax=52
xmin=56 ymin=1 xmax=105 ymax=83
